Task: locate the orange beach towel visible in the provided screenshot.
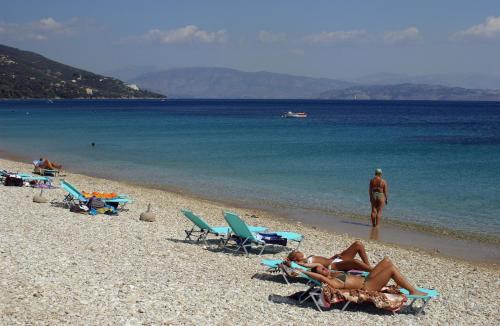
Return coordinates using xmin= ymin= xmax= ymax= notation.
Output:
xmin=82 ymin=191 xmax=118 ymax=199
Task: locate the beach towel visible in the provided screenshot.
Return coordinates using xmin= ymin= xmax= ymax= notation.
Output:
xmin=257 ymin=233 xmax=288 ymax=246
xmin=82 ymin=191 xmax=119 ymax=199
xmin=320 ymin=284 xmax=407 ymax=312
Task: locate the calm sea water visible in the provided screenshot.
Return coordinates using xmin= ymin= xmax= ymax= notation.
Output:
xmin=1 ymin=99 xmax=499 ymax=239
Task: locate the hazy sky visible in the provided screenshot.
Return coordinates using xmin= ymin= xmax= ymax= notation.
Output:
xmin=1 ymin=0 xmax=500 ymax=79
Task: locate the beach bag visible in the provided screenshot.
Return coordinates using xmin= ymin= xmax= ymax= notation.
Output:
xmin=258 ymin=233 xmax=287 ymax=246
xmin=88 ymin=196 xmax=105 ymax=209
xmin=4 ymin=175 xmax=23 ymax=187
xmin=69 ymin=203 xmax=89 ymax=214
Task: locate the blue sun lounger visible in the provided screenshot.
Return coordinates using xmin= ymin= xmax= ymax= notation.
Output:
xmin=260 ymin=259 xmax=310 ymax=284
xmin=260 ymin=259 xmax=369 ymax=285
xmin=292 ymin=269 xmax=439 ymax=315
xmin=181 ymin=209 xmax=268 ymax=246
xmin=399 ymin=288 xmax=440 ymax=316
xmin=33 ymin=160 xmax=60 ymax=177
xmin=60 ymin=179 xmax=132 ymax=208
xmin=1 ymin=170 xmax=51 ymax=185
xmin=223 ymin=211 xmax=304 ymax=256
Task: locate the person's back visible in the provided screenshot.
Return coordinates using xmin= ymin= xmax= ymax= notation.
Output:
xmin=370 ymin=176 xmax=385 ymax=194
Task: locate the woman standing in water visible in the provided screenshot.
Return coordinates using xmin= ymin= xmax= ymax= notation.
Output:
xmin=369 ymin=168 xmax=388 ymax=227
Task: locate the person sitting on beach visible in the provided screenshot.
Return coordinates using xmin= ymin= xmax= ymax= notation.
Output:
xmin=286 ymin=240 xmax=372 ymax=272
xmin=35 ymin=158 xmax=62 ymax=170
xmin=369 ymin=168 xmax=388 ymax=228
xmin=296 ymin=257 xmax=427 ymax=296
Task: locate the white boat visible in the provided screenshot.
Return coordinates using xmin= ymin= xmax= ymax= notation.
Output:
xmin=282 ymin=111 xmax=308 ymax=118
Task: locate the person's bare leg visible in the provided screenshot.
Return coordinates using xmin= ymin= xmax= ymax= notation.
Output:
xmin=331 ymin=259 xmax=372 ymax=272
xmin=337 ymin=241 xmax=371 ymax=267
xmin=40 ymin=160 xmax=51 ymax=169
xmin=377 ymin=200 xmax=384 ymax=226
xmin=370 ymin=203 xmax=377 ymax=227
xmin=372 ymin=200 xmax=384 ymax=227
xmin=42 ymin=159 xmax=61 ymax=169
xmin=369 ymin=226 xmax=379 ymax=240
xmin=364 ymin=258 xmax=426 ymax=295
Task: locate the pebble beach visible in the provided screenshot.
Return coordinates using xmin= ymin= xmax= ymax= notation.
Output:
xmin=0 ymin=158 xmax=498 ymax=325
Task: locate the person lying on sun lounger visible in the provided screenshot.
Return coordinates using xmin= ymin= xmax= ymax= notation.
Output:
xmin=286 ymin=240 xmax=373 ymax=272
xmin=295 ymin=257 xmax=427 ymax=296
xmin=35 ymin=158 xmax=62 ymax=170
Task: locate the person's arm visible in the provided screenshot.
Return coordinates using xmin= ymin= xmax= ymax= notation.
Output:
xmin=369 ymin=180 xmax=373 ymax=201
xmin=383 ymin=181 xmax=388 ymax=204
xmin=298 ymin=262 xmax=323 ymax=268
xmin=301 ymin=270 xmax=340 ymax=289
xmin=330 ymin=253 xmax=340 ymax=260
xmin=285 ymin=260 xmax=322 ymax=268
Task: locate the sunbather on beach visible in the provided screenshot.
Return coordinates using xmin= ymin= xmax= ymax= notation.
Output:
xmin=297 ymin=257 xmax=427 ymax=296
xmin=286 ymin=240 xmax=372 ymax=272
xmin=36 ymin=158 xmax=62 ymax=170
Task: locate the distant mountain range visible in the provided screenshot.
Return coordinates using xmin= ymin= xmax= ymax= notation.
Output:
xmin=130 ymin=67 xmax=352 ymax=99
xmin=0 ymin=44 xmax=164 ymax=99
xmin=2 ymin=43 xmax=499 ymax=101
xmin=352 ymin=72 xmax=500 ymax=90
xmin=319 ymin=83 xmax=500 ymax=101
xmin=129 ymin=67 xmax=500 ymax=100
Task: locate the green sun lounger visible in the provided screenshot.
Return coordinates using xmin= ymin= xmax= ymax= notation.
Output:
xmin=181 ymin=209 xmax=268 ymax=246
xmin=223 ymin=211 xmax=304 ymax=256
xmin=60 ymin=179 xmax=132 ymax=208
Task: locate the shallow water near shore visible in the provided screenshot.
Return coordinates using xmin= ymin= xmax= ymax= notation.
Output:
xmin=1 ymin=99 xmax=499 ymax=258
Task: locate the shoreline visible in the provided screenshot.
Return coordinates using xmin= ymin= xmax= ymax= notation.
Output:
xmin=2 ymin=98 xmax=500 ymax=102
xmin=1 ymin=157 xmax=499 ymax=324
xmin=1 ymin=155 xmax=498 ymax=267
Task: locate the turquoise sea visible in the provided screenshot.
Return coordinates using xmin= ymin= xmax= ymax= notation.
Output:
xmin=1 ymin=99 xmax=499 ymax=241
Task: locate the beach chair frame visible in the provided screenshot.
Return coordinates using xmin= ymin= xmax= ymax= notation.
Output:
xmin=223 ymin=211 xmax=274 ymax=257
xmin=399 ymin=288 xmax=439 ymax=316
xmin=1 ymin=170 xmax=51 ymax=185
xmin=223 ymin=211 xmax=304 ymax=257
xmin=182 ymin=209 xmax=268 ymax=247
xmin=297 ymin=276 xmax=437 ymax=315
xmin=60 ymin=179 xmax=131 ymax=209
xmin=33 ymin=160 xmax=60 ymax=177
xmin=181 ymin=209 xmax=228 ymax=247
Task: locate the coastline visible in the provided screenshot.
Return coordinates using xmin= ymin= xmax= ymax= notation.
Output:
xmin=0 ymin=157 xmax=499 ymax=324
xmin=1 ymin=154 xmax=498 ymax=266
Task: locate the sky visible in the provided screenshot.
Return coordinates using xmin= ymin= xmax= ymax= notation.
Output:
xmin=1 ymin=0 xmax=500 ymax=79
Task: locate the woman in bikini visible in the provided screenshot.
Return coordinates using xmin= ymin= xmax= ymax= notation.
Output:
xmin=298 ymin=256 xmax=426 ymax=296
xmin=285 ymin=240 xmax=372 ymax=272
xmin=369 ymin=168 xmax=388 ymax=227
